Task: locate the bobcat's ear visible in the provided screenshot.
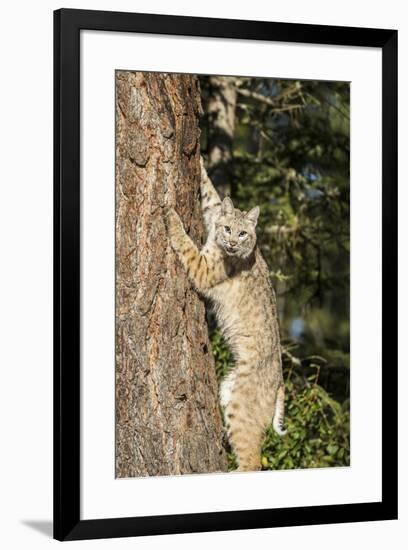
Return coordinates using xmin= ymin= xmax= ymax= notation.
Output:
xmin=246 ymin=206 xmax=260 ymax=226
xmin=221 ymin=196 xmax=235 ymax=216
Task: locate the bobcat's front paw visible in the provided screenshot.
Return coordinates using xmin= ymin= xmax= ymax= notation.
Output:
xmin=164 ymin=207 xmax=181 ymax=231
xmin=164 ymin=207 xmax=184 ymax=248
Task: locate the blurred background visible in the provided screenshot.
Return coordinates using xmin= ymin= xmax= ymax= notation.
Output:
xmin=199 ymin=75 xmax=350 ymax=470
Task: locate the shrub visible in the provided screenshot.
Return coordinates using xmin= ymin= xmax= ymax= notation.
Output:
xmin=210 ymin=329 xmax=350 ymax=471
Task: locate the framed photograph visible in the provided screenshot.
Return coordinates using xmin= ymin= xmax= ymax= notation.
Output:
xmin=54 ymin=8 xmax=397 ymax=541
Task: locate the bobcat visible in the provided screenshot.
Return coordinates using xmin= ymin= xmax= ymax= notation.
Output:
xmin=165 ymin=159 xmax=286 ymax=471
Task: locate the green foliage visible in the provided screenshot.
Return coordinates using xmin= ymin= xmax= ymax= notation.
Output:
xmin=211 ymin=329 xmax=233 ymax=381
xmin=211 ymin=330 xmax=350 ymax=470
xmin=261 ymin=361 xmax=350 ymax=470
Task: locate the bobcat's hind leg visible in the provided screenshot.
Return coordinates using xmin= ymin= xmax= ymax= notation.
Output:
xmin=224 ymin=386 xmax=270 ymax=472
xmin=219 ymin=369 xmax=237 ymax=410
xmin=226 ymin=402 xmax=265 ymax=472
xmin=224 ymin=371 xmax=279 ymax=472
xmin=220 ymin=369 xmax=263 ymax=469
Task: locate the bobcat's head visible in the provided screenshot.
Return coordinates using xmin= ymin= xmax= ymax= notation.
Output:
xmin=215 ymin=197 xmax=259 ymax=259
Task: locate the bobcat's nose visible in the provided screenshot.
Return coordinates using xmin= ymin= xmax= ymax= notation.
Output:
xmin=229 ymin=240 xmax=238 ymax=248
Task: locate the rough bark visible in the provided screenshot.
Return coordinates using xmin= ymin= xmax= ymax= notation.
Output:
xmin=207 ymin=76 xmax=238 ymax=197
xmin=115 ymin=71 xmax=227 ymax=478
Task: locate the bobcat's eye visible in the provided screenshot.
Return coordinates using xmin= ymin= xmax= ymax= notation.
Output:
xmin=239 ymin=231 xmax=247 ymax=238
xmin=224 ymin=226 xmax=231 ymax=234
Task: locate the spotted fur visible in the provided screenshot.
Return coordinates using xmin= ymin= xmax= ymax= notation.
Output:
xmin=165 ymin=160 xmax=286 ymax=471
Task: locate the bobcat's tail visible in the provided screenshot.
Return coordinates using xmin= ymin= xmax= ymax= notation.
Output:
xmin=273 ymin=385 xmax=287 ymax=436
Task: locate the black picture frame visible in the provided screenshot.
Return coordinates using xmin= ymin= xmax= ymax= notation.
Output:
xmin=54 ymin=8 xmax=398 ymax=541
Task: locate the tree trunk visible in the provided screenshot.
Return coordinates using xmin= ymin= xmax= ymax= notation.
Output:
xmin=115 ymin=71 xmax=227 ymax=478
xmin=207 ymin=76 xmax=238 ymax=197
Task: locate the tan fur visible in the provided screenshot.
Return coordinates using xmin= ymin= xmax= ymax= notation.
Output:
xmin=165 ymin=160 xmax=286 ymax=472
